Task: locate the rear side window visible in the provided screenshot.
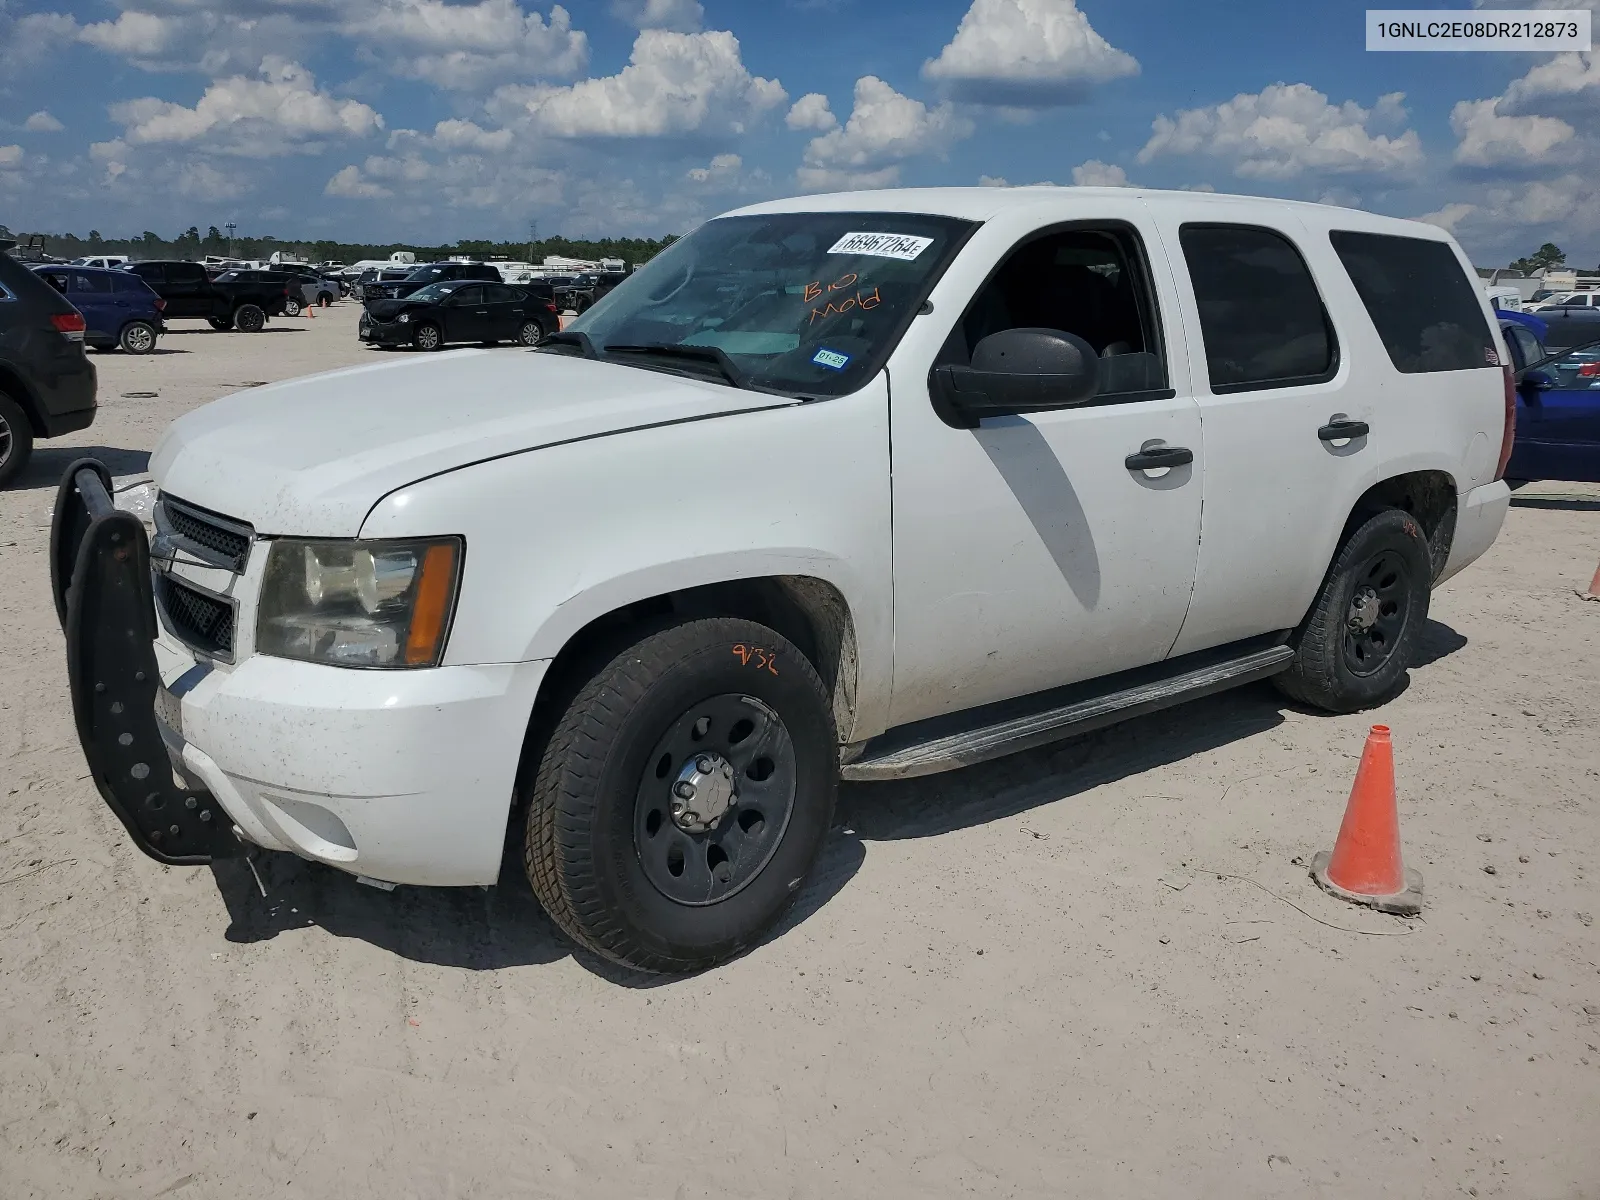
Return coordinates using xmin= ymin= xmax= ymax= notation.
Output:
xmin=72 ymin=272 xmax=112 ymax=294
xmin=1179 ymin=224 xmax=1337 ymax=393
xmin=171 ymin=263 xmax=207 ymax=282
xmin=1329 ymin=231 xmax=1496 ymax=373
xmin=113 ymin=272 xmax=153 ymax=294
xmin=128 ymin=262 xmax=164 ymax=282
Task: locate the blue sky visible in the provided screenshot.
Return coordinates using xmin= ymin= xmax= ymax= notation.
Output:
xmin=1 ymin=0 xmax=1597 ymax=266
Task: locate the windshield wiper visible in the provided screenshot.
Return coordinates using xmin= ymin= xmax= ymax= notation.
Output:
xmin=538 ymin=330 xmax=600 ymax=359
xmin=602 ymin=343 xmax=748 ymax=390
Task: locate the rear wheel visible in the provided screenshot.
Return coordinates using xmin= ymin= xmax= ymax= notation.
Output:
xmin=284 ymin=296 xmax=303 ymax=317
xmin=1274 ymin=508 xmax=1432 ymax=713
xmin=119 ymin=320 xmax=157 ymax=355
xmin=234 ymin=304 xmax=265 ymax=333
xmin=0 ymin=392 xmax=34 ymax=489
xmin=518 ymin=320 xmax=545 ymax=346
xmin=412 ymin=322 xmax=442 ymax=351
xmin=524 ymin=618 xmax=838 ymax=974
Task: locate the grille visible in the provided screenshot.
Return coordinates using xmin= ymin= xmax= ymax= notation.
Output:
xmin=158 ymin=575 xmax=235 ymax=659
xmin=158 ymin=496 xmax=252 ymax=571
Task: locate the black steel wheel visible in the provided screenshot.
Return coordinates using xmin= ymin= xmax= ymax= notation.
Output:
xmin=524 ymin=617 xmax=837 ymax=974
xmin=1275 ymin=508 xmax=1432 ymax=713
xmin=234 ymin=304 xmax=265 ymax=333
xmin=0 ymin=391 xmax=34 ymax=489
xmin=119 ymin=320 xmax=157 ymax=355
xmin=412 ymin=322 xmax=442 ymax=351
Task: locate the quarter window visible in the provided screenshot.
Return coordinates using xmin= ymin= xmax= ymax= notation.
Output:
xmin=1329 ymin=231 xmax=1496 ymax=373
xmin=72 ymin=272 xmax=112 ymax=294
xmin=1179 ymin=224 xmax=1336 ymax=393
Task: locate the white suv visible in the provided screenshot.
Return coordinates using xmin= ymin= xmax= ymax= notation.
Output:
xmin=54 ymin=188 xmax=1512 ymax=972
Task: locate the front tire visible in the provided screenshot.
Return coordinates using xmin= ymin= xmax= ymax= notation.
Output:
xmin=0 ymin=391 xmax=34 ymax=489
xmin=412 ymin=323 xmax=442 ymax=351
xmin=525 ymin=618 xmax=838 ymax=974
xmin=1274 ymin=509 xmax=1432 ymax=713
xmin=234 ymin=304 xmax=265 ymax=333
xmin=119 ymin=320 xmax=157 ymax=354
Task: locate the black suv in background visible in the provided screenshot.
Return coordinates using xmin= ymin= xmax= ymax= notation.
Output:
xmin=362 ymin=261 xmax=502 ymax=302
xmin=0 ymin=242 xmax=97 ymax=487
xmin=120 ymin=260 xmax=290 ymax=331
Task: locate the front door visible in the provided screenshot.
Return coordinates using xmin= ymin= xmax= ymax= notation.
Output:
xmin=68 ymin=271 xmax=119 ymax=341
xmin=1512 ymin=340 xmax=1600 ymax=483
xmin=443 ymin=285 xmax=487 ymax=344
xmin=886 ymin=217 xmax=1205 ymax=727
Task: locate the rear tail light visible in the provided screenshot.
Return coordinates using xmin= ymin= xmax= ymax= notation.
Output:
xmin=1495 ymin=364 xmax=1516 ymax=481
xmin=153 ymin=298 xmax=167 ymax=312
xmin=1579 ymin=362 xmax=1599 ymax=378
xmin=50 ymin=312 xmax=86 ymax=341
xmin=546 ymin=303 xmax=558 ymax=313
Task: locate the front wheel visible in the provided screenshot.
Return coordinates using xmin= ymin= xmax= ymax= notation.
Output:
xmin=119 ymin=320 xmax=157 ymax=354
xmin=524 ymin=618 xmax=838 ymax=974
xmin=412 ymin=323 xmax=442 ymax=351
xmin=1274 ymin=508 xmax=1433 ymax=713
xmin=234 ymin=304 xmax=265 ymax=333
xmin=518 ymin=320 xmax=545 ymax=346
xmin=0 ymin=391 xmax=35 ymax=489
xmin=284 ymin=296 xmax=303 ymax=317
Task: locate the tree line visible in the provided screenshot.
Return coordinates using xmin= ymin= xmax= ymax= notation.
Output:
xmin=0 ymin=223 xmax=677 ymax=267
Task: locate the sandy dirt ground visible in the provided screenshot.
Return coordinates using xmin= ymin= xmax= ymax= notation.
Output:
xmin=2 ymin=303 xmax=1598 ymax=1199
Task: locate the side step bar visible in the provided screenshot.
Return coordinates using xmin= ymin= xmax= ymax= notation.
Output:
xmin=840 ymin=639 xmax=1294 ymax=781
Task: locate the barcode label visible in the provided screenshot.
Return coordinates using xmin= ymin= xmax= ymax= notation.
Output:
xmin=827 ymin=232 xmax=934 ymax=261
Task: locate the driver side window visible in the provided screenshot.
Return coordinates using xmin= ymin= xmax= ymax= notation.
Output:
xmin=941 ymin=224 xmax=1170 ymax=400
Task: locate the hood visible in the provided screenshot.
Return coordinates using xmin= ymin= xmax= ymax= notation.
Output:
xmin=365 ymin=297 xmax=420 ymax=321
xmin=151 ymin=350 xmax=795 ymax=537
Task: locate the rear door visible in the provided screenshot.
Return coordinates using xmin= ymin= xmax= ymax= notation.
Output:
xmin=166 ymin=262 xmax=210 ymax=317
xmin=483 ymin=284 xmax=525 ymax=338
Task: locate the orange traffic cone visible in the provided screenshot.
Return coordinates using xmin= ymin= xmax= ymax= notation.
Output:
xmin=1310 ymin=725 xmax=1423 ymax=916
xmin=1579 ymin=557 xmax=1600 ymax=602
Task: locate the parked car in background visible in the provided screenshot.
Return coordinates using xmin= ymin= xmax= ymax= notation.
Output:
xmin=121 ymin=260 xmax=289 ymax=331
xmin=0 ymin=241 xmax=96 ymax=486
xmin=359 ymin=280 xmax=558 ymax=350
xmin=1500 ymin=314 xmax=1600 ymax=484
xmin=71 ymin=255 xmax=131 ymax=270
xmin=32 ymin=264 xmax=166 ymax=354
xmin=362 ymin=261 xmax=503 ymax=303
xmin=574 ymin=268 xmax=630 ymax=313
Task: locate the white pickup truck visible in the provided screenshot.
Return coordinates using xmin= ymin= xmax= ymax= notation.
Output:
xmin=53 ymin=187 xmax=1512 ymax=973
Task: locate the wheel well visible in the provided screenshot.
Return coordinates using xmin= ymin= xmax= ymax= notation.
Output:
xmin=518 ymin=577 xmax=860 ymax=798
xmin=1344 ymin=470 xmax=1457 ymax=581
xmin=0 ymin=364 xmax=45 ymax=436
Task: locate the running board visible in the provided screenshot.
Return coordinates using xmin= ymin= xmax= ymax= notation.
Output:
xmin=840 ymin=639 xmax=1294 ymax=782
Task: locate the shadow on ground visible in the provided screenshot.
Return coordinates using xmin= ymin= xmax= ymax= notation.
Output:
xmin=206 ymin=624 xmax=1472 ymax=981
xmin=1510 ymin=495 xmax=1600 ymax=512
xmin=13 ymin=446 xmax=151 ymax=491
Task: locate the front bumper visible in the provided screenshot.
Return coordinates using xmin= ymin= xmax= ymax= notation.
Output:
xmin=358 ymin=315 xmax=411 ymax=345
xmin=52 ymin=462 xmax=548 ymax=886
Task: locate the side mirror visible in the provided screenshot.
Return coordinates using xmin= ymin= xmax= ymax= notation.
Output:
xmin=1521 ymin=369 xmax=1553 ymax=392
xmin=929 ymin=327 xmax=1101 ymax=429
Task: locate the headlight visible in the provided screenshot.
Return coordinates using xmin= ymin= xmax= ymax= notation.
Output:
xmin=397 ymin=312 xmax=411 ymax=323
xmin=256 ymin=538 xmax=463 ymax=668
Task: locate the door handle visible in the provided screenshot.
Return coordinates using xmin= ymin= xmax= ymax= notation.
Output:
xmin=1125 ymin=446 xmax=1194 ymax=471
xmin=1318 ymin=419 xmax=1370 ymax=442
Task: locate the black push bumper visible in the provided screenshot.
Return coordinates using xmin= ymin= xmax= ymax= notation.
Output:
xmin=51 ymin=459 xmax=239 ymax=864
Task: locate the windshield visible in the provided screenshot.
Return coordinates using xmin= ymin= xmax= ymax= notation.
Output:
xmin=404 ymin=282 xmax=461 ymax=303
xmin=563 ymin=211 xmax=976 ymax=397
xmin=407 ymin=265 xmax=448 ymax=281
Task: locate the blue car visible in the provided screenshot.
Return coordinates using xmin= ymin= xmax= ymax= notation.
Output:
xmin=30 ymin=264 xmax=166 ymax=355
xmin=1499 ymin=313 xmax=1600 ymax=484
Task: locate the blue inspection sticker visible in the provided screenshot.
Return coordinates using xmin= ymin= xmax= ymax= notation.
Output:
xmin=813 ymin=348 xmax=851 ymax=370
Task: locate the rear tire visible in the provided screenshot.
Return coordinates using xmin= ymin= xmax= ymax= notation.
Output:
xmin=234 ymin=304 xmax=265 ymax=333
xmin=524 ymin=618 xmax=838 ymax=974
xmin=119 ymin=320 xmax=157 ymax=355
xmin=1274 ymin=509 xmax=1432 ymax=713
xmin=284 ymin=297 xmax=303 ymax=317
xmin=0 ymin=392 xmax=34 ymax=489
xmin=518 ymin=320 xmax=544 ymax=346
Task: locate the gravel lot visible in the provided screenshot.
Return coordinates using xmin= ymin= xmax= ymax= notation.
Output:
xmin=2 ymin=303 xmax=1598 ymax=1199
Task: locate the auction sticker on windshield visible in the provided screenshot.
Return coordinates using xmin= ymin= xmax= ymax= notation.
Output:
xmin=812 ymin=348 xmax=851 ymax=370
xmin=828 ymin=232 xmax=935 ymax=261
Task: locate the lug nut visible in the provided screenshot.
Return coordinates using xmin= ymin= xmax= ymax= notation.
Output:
xmin=674 ymin=781 xmax=695 ymax=799
xmin=696 ymin=756 xmax=713 ymax=774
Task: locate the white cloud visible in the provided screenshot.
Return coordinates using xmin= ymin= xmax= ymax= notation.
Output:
xmin=177 ymin=160 xmax=248 ymax=201
xmin=1138 ymin=83 xmax=1424 ymax=180
xmin=0 ymin=145 xmax=22 ymax=169
xmin=347 ymin=0 xmax=589 ymax=89
xmin=687 ymin=152 xmax=741 ymax=183
xmin=79 ymin=10 xmax=177 ymax=57
xmin=1416 ymin=202 xmax=1476 ymax=233
xmin=1449 ymin=98 xmax=1574 ymax=170
xmin=413 ymin=118 xmax=516 ymax=152
xmin=795 ymin=164 xmax=902 ymax=192
xmin=609 ymin=0 xmax=703 ymax=32
xmin=325 ymin=163 xmax=393 ymax=199
xmin=492 ymin=30 xmax=784 ymax=138
xmin=786 ymin=93 xmax=839 ymax=133
xmin=802 ymin=76 xmax=972 ymax=178
xmin=109 ymin=58 xmax=383 ymax=157
xmin=922 ymin=0 xmax=1138 ymax=106
xmin=0 ymin=9 xmax=77 ymax=72
xmin=24 ymin=111 xmax=64 ymax=133
xmin=1499 ymin=51 xmax=1600 ymax=120
xmin=978 ymin=174 xmax=1009 ymax=187
xmin=1070 ymin=158 xmax=1129 ymax=186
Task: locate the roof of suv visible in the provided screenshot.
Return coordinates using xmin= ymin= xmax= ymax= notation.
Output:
xmin=726 ymin=186 xmax=1452 ymax=243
